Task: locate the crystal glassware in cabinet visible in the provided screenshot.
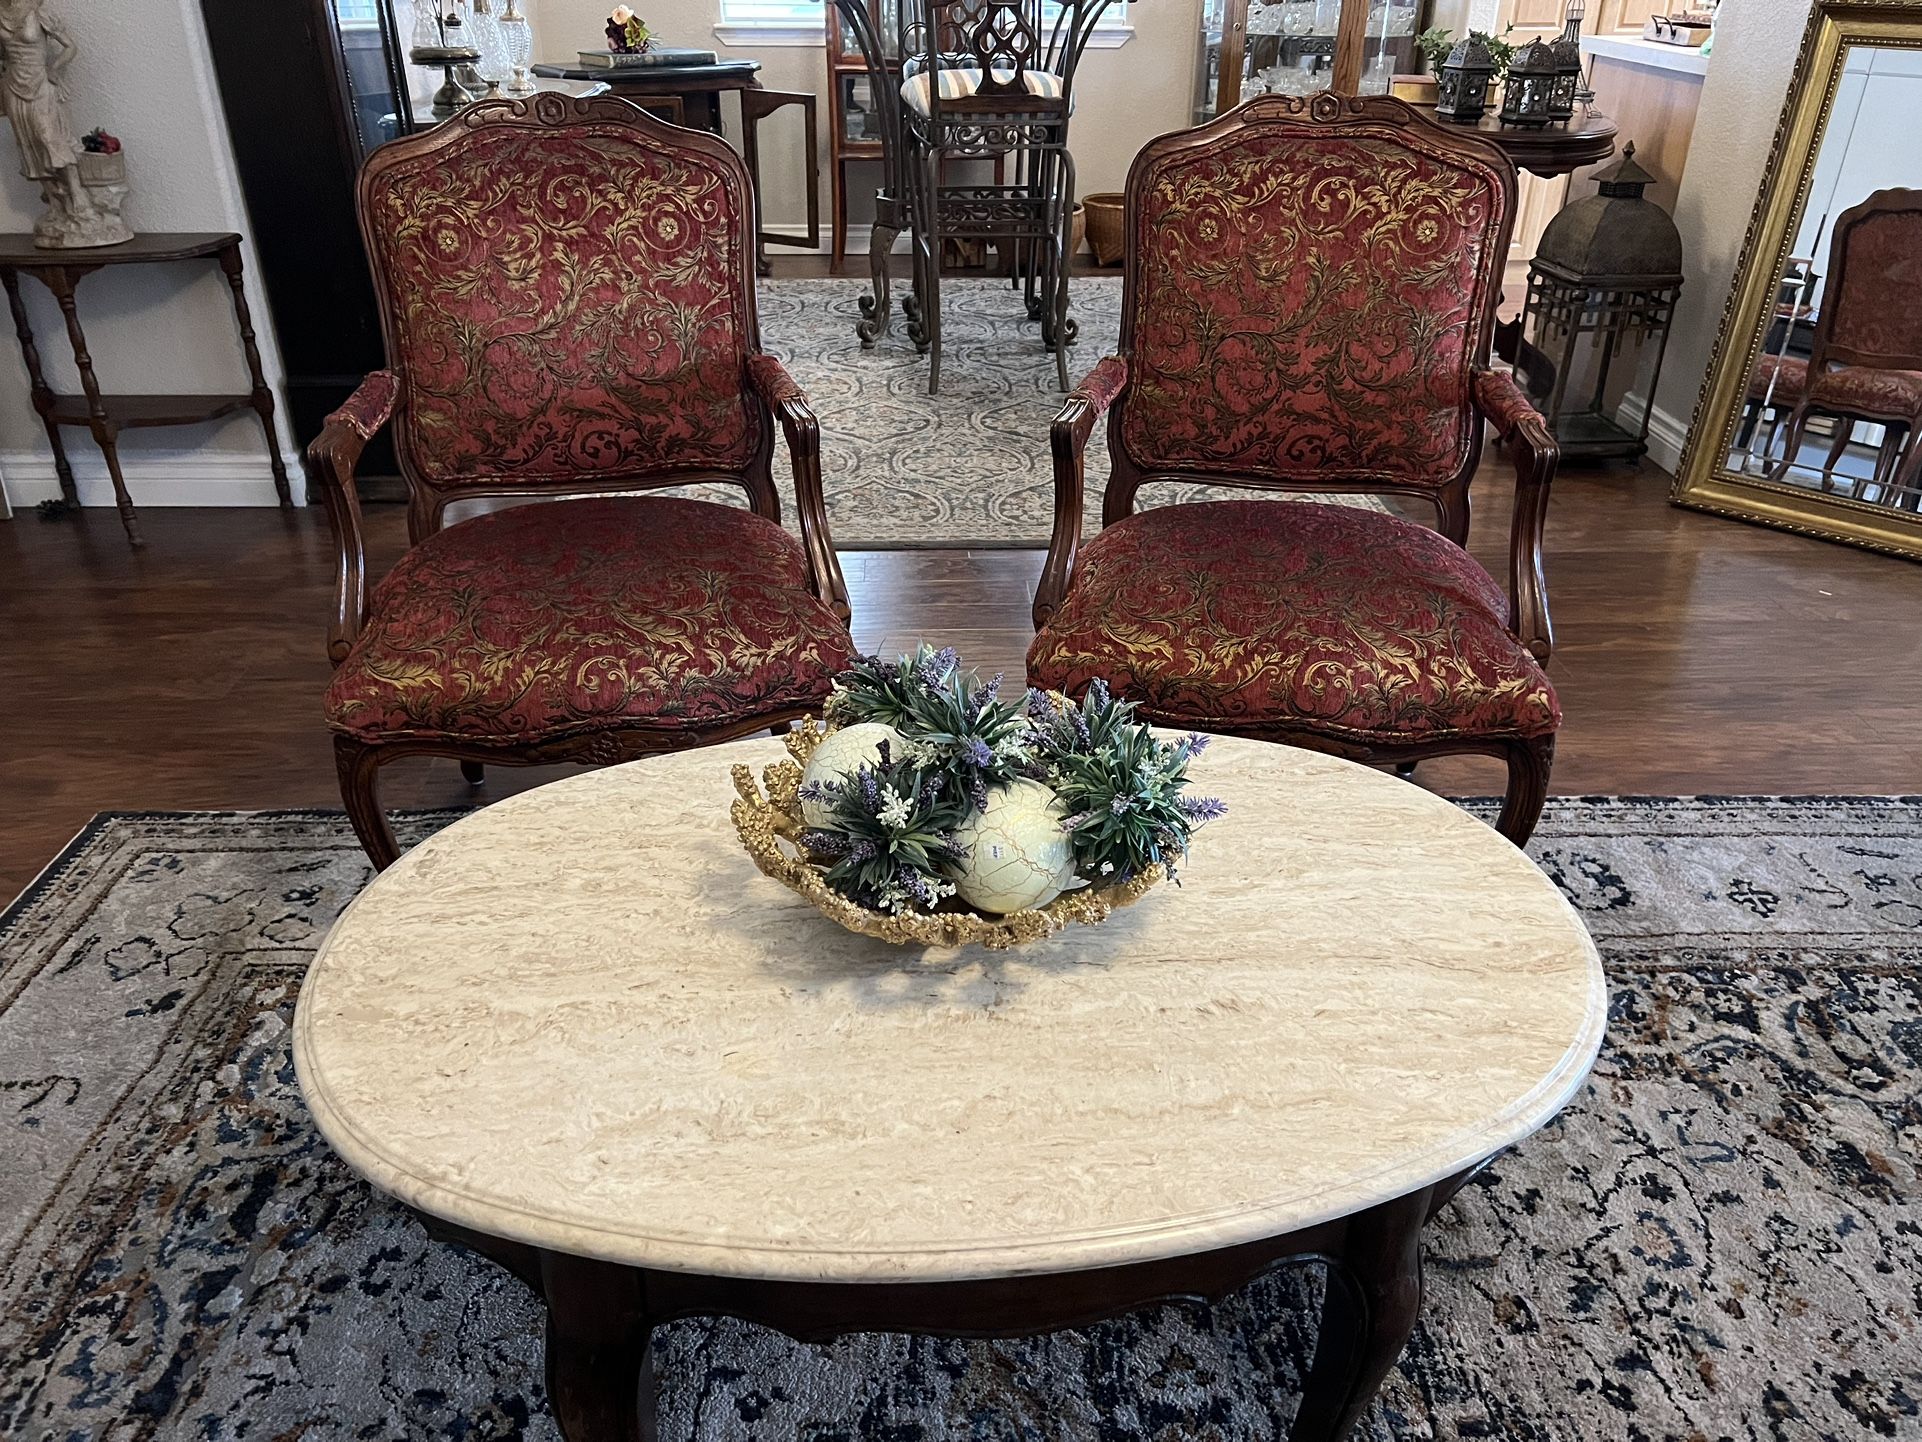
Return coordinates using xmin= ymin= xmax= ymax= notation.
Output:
xmin=498 ymin=0 xmax=534 ymax=95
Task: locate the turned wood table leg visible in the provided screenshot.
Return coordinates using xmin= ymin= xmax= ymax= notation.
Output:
xmin=540 ymin=1251 xmax=659 ymax=1442
xmin=1290 ymin=1186 xmax=1429 ymax=1442
xmin=49 ymin=265 xmax=142 ymax=546
xmin=3 ymin=266 xmax=78 ymax=508
xmin=216 ymin=241 xmax=292 ymax=508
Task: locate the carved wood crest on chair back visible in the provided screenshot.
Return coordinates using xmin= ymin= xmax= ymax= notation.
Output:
xmin=355 ymin=93 xmax=778 ymax=542
xmin=1106 ymin=92 xmax=1518 ymax=544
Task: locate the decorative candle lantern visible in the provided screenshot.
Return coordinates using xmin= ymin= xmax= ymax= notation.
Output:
xmin=1500 ymin=37 xmax=1559 ymax=128
xmin=1435 ymin=34 xmax=1497 ymax=124
xmin=1515 ymin=144 xmax=1684 ymax=460
xmin=1547 ymin=0 xmax=1585 ymax=122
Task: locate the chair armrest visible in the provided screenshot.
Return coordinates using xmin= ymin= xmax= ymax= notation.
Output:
xmin=1473 ymin=366 xmax=1557 ymax=664
xmin=306 ymin=370 xmax=401 ymax=666
xmin=747 ymin=353 xmax=850 ymax=625
xmin=1034 ymin=354 xmax=1128 ymax=630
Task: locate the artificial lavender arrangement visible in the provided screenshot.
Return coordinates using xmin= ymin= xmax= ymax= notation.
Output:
xmin=733 ymin=647 xmax=1225 ymax=944
xmin=1026 ymin=681 xmax=1224 ymax=885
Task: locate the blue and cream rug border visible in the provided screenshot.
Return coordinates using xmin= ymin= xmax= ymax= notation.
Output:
xmin=3 ymin=798 xmax=1919 ymax=1440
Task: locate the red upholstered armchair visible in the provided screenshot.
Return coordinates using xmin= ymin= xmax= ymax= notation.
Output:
xmin=308 ymin=95 xmax=853 ymax=869
xmin=1767 ymin=189 xmax=1922 ymax=502
xmin=1028 ymin=93 xmax=1562 ymax=844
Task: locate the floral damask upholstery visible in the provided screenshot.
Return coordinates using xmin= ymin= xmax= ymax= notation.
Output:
xmin=362 ymin=124 xmax=761 ymax=487
xmin=1027 ymin=501 xmax=1559 ymax=744
xmin=325 ymin=496 xmax=855 ymax=744
xmin=1806 ymin=363 xmax=1922 ymax=419
xmin=326 ymin=369 xmax=400 ymax=440
xmin=1747 ymin=355 xmax=1807 ymax=406
xmin=1823 ymin=205 xmax=1922 ymax=366
xmin=1119 ymin=128 xmax=1507 ymax=489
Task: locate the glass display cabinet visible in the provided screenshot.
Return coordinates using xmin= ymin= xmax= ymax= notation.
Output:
xmin=826 ymin=0 xmax=907 ymax=272
xmin=1195 ymin=0 xmax=1427 ymax=122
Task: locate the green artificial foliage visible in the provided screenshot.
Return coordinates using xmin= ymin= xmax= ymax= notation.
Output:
xmin=1027 ymin=683 xmax=1225 ymax=886
xmin=798 ymin=745 xmax=973 ymax=915
xmin=827 ymin=644 xmax=1031 ymax=809
xmin=1416 ymin=23 xmax=1518 ymax=77
xmin=806 ymin=649 xmax=1227 ymax=916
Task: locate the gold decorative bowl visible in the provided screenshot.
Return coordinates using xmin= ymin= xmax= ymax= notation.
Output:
xmin=730 ymin=718 xmax=1165 ymax=951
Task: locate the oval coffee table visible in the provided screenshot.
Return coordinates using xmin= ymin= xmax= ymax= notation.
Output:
xmin=294 ymin=734 xmax=1605 ymax=1441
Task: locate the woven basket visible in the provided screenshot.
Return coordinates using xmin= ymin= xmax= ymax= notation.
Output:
xmin=1083 ymin=192 xmax=1125 ymax=267
xmin=730 ymin=719 xmax=1164 ymax=951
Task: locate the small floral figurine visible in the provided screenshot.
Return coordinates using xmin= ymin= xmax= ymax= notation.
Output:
xmin=605 ymin=5 xmax=652 ymax=52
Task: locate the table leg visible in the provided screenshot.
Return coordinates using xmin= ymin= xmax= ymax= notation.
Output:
xmin=216 ymin=242 xmax=293 ymax=509
xmin=540 ymin=1250 xmax=659 ymax=1442
xmin=49 ymin=267 xmax=143 ymax=547
xmin=3 ymin=267 xmax=78 ymax=508
xmin=1289 ymin=1185 xmax=1429 ymax=1442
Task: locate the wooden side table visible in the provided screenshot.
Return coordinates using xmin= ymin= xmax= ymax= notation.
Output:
xmin=0 ymin=231 xmax=291 ymax=547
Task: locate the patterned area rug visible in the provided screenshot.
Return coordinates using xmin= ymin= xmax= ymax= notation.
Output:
xmin=3 ymin=799 xmax=1919 ymax=1440
xmin=673 ymin=277 xmax=1384 ymax=549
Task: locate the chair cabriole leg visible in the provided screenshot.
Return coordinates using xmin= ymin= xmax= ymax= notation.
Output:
xmin=1495 ymin=733 xmax=1555 ymax=847
xmin=335 ymin=735 xmax=401 ymax=870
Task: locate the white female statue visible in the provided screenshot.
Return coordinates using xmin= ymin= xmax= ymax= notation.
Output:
xmin=0 ymin=0 xmax=128 ymax=247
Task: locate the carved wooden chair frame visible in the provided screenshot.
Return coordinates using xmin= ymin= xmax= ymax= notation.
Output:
xmin=306 ymin=95 xmax=851 ymax=870
xmin=1766 ymin=187 xmax=1922 ymax=505
xmin=1033 ymin=93 xmax=1562 ymax=844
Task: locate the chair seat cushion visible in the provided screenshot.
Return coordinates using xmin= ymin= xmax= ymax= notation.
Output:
xmin=325 ymin=496 xmax=856 ymax=745
xmin=1027 ymin=500 xmax=1559 ymax=745
xmin=1747 ymin=355 xmax=1806 ymax=406
xmin=900 ymin=67 xmax=1068 ymax=116
xmin=1806 ymin=363 xmax=1922 ymax=419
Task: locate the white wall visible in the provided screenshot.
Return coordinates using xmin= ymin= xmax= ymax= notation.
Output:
xmin=1647 ymin=0 xmax=1815 ymax=470
xmin=1792 ymin=45 xmax=1922 ymax=282
xmin=0 ymin=0 xmax=292 ymax=510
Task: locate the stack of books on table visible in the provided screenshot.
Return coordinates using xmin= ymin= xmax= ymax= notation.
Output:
xmin=578 ymin=47 xmax=718 ymax=69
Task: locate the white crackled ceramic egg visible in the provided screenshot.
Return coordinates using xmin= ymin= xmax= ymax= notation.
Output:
xmin=953 ymin=778 xmax=1078 ymax=914
xmin=800 ymin=722 xmax=904 ymax=827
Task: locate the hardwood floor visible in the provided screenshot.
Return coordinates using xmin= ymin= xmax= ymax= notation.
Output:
xmin=2 ymin=455 xmax=1919 ymax=906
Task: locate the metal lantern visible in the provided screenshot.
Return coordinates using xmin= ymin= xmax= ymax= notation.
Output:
xmin=1547 ymin=0 xmax=1585 ymax=122
xmin=1500 ymin=38 xmax=1558 ymax=128
xmin=1435 ymin=35 xmax=1497 ymax=124
xmin=1515 ymin=144 xmax=1684 ymax=460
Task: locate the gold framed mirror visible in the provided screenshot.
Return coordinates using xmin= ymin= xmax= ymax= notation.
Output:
xmin=1671 ymin=0 xmax=1922 ymax=558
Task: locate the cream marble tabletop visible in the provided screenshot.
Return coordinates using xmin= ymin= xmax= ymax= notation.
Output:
xmin=294 ymin=735 xmax=1606 ymax=1284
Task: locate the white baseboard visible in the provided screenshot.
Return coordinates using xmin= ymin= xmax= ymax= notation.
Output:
xmin=0 ymin=448 xmax=296 ymax=511
xmin=1643 ymin=401 xmax=1691 ymax=476
xmin=763 ymin=223 xmax=910 ymax=256
xmin=1611 ymin=381 xmax=1690 ymax=476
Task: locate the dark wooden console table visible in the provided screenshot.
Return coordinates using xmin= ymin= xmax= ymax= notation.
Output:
xmin=530 ymin=60 xmax=819 ymax=276
xmin=0 ymin=231 xmax=290 ymax=547
xmin=1414 ymin=105 xmax=1618 ymax=179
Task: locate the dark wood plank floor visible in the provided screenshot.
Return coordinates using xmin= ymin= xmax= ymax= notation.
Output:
xmin=3 ymin=456 xmax=1919 ymax=906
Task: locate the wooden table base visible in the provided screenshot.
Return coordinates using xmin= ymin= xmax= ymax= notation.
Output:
xmin=418 ymin=1174 xmax=1460 ymax=1442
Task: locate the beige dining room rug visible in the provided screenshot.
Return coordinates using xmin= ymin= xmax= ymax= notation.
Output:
xmin=666 ymin=275 xmax=1388 ymax=549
